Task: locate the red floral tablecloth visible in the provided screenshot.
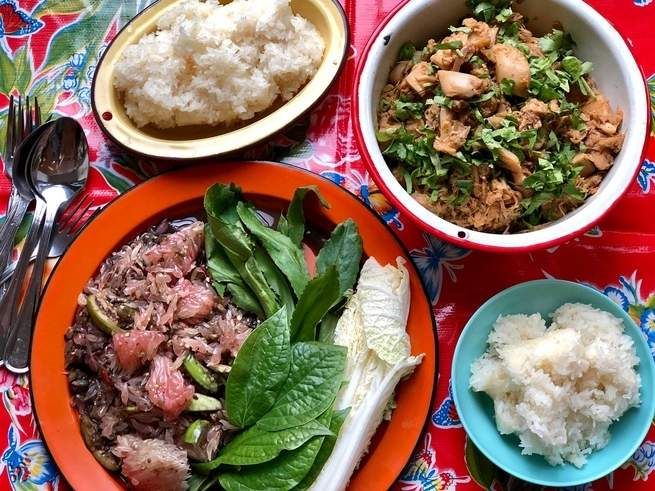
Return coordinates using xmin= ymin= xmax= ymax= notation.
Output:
xmin=1 ymin=0 xmax=655 ymax=489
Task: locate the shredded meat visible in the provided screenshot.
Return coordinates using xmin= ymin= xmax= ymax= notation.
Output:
xmin=487 ymin=43 xmax=531 ymax=97
xmin=438 ymin=71 xmax=488 ymax=98
xmin=401 ymin=62 xmax=438 ymax=95
xmin=433 ymin=108 xmax=470 ymax=155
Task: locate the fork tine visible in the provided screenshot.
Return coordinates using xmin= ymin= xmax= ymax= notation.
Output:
xmin=33 ymin=97 xmax=41 ymax=127
xmin=15 ymin=95 xmax=23 ymax=144
xmin=24 ymin=96 xmax=31 ymax=134
xmin=4 ymin=95 xmax=14 ymax=164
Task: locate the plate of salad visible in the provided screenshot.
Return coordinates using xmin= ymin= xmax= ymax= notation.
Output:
xmin=30 ymin=161 xmax=436 ymax=491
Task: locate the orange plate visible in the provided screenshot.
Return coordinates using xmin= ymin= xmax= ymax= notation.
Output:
xmin=30 ymin=161 xmax=436 ymax=490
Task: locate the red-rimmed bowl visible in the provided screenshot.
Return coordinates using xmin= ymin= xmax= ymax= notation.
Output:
xmin=353 ymin=0 xmax=650 ymax=253
xmin=30 ymin=161 xmax=436 ymax=490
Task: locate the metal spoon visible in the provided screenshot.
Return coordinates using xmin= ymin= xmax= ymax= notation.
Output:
xmin=0 ymin=121 xmax=56 ymax=354
xmin=4 ymin=118 xmax=89 ymax=373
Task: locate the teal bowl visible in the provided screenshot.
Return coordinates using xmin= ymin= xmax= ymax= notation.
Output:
xmin=452 ymin=279 xmax=655 ymax=487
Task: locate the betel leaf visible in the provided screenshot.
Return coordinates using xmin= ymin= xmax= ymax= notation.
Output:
xmin=254 ymin=247 xmax=295 ymax=318
xmin=195 ymin=419 xmax=332 ymax=471
xmin=236 ymin=202 xmax=309 ymax=298
xmin=294 ymin=408 xmax=349 ymax=490
xmin=256 ymin=342 xmax=346 ymax=432
xmin=290 ymin=267 xmax=341 ymax=342
xmin=316 ymin=220 xmax=363 ymax=297
xmin=225 ymin=308 xmax=291 ymax=428
xmin=219 ymin=434 xmax=325 ymax=491
xmin=219 ymin=409 xmax=332 ymax=491
xmin=205 ymin=184 xmax=279 ymax=317
xmin=283 ymin=186 xmax=330 ymax=246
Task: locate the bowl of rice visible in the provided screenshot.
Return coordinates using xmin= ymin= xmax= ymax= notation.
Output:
xmin=451 ymin=279 xmax=655 ymax=487
xmin=91 ymin=0 xmax=348 ymax=160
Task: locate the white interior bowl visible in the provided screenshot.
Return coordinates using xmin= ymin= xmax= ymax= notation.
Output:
xmin=354 ymin=0 xmax=649 ymax=252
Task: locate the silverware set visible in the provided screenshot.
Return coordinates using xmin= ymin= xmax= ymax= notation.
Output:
xmin=0 ymin=95 xmax=91 ymax=373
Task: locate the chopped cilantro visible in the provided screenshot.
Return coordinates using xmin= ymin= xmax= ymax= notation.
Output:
xmin=435 ymin=40 xmax=464 ymax=50
xmin=500 ymin=78 xmax=515 ymax=96
xmin=467 ymin=0 xmax=513 ymax=22
xmin=394 ymin=100 xmax=425 ymax=121
xmin=539 ymin=29 xmax=575 ymax=54
xmin=430 ymin=87 xmax=453 ymax=108
xmin=398 ymin=42 xmax=416 ymax=61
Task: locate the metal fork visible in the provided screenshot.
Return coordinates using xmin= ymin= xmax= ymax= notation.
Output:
xmin=0 ymin=96 xmax=41 ymax=275
xmin=0 ymin=196 xmax=98 ymax=288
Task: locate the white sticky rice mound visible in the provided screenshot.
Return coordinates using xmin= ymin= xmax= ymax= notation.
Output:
xmin=113 ymin=0 xmax=324 ymax=128
xmin=470 ymin=303 xmax=641 ymax=468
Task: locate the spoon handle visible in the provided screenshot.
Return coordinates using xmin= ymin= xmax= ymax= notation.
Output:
xmin=5 ymin=202 xmax=58 ymax=373
xmin=0 ymin=199 xmax=45 ymax=359
xmin=0 ymin=189 xmax=31 ymax=275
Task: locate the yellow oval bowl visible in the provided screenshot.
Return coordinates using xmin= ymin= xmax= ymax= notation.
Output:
xmin=91 ymin=0 xmax=348 ymax=160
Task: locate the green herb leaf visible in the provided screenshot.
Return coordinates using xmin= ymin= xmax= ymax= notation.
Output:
xmin=237 ymin=202 xmax=310 ymax=298
xmin=290 ymin=267 xmax=342 ymax=342
xmin=317 ymin=312 xmax=340 ymax=344
xmin=283 ymin=186 xmax=330 ymax=246
xmin=256 ymin=342 xmax=346 ymax=431
xmin=196 ymin=418 xmax=332 ymax=470
xmin=435 ymin=40 xmax=463 ymax=50
xmin=294 ymin=408 xmax=350 ymax=490
xmin=500 ymin=78 xmax=515 ymax=96
xmin=225 ymin=308 xmax=291 ymax=428
xmin=219 ymin=434 xmax=325 ymax=491
xmin=254 ymin=247 xmax=295 ymax=317
xmin=538 ymin=29 xmax=575 ymax=54
xmin=316 ymin=220 xmax=363 ymax=297
xmin=394 ymin=100 xmax=424 ymax=121
xmin=398 ymin=42 xmax=416 ymax=61
xmin=205 ymin=184 xmax=279 ymax=317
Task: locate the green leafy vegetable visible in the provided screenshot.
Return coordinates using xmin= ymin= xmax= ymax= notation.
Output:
xmin=219 ymin=434 xmax=325 ymax=491
xmin=435 ymin=40 xmax=463 ymax=50
xmin=294 ymin=409 xmax=349 ymax=490
xmin=256 ymin=342 xmax=346 ymax=431
xmin=317 ymin=312 xmax=340 ymax=344
xmin=281 ymin=186 xmax=330 ymax=246
xmin=188 ymin=474 xmax=218 ymax=491
xmin=184 ymin=420 xmax=210 ymax=445
xmin=393 ymin=100 xmax=425 ymax=121
xmin=290 ymin=267 xmax=341 ymax=342
xmin=195 ymin=419 xmax=332 ymax=470
xmin=226 ymin=308 xmax=291 ymax=428
xmin=237 ymin=202 xmax=310 ymax=298
xmin=205 ymin=184 xmax=279 ymax=317
xmin=254 ymin=247 xmax=295 ymax=317
xmin=398 ymin=42 xmax=416 ymax=61
xmin=315 ymin=219 xmax=363 ymax=297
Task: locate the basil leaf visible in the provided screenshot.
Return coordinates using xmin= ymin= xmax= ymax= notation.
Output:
xmin=283 ymin=186 xmax=330 ymax=246
xmin=294 ymin=408 xmax=349 ymax=490
xmin=290 ymin=267 xmax=341 ymax=342
xmin=276 ymin=214 xmax=289 ymax=235
xmin=254 ymin=247 xmax=295 ymax=317
xmin=237 ymin=202 xmax=310 ymax=297
xmin=205 ymin=184 xmax=279 ymax=317
xmin=196 ymin=419 xmax=332 ymax=470
xmin=315 ymin=220 xmax=362 ymax=297
xmin=219 ymin=436 xmax=325 ymax=491
xmin=226 ymin=307 xmax=291 ymax=428
xmin=256 ymin=342 xmax=346 ymax=431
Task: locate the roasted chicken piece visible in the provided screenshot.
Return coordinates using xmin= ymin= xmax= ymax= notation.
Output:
xmin=438 ymin=71 xmax=488 ymax=99
xmin=401 ymin=62 xmax=438 ymax=95
xmin=487 ymin=44 xmax=531 ymax=97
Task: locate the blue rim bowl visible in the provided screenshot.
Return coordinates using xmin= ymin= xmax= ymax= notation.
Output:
xmin=452 ymin=279 xmax=655 ymax=487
